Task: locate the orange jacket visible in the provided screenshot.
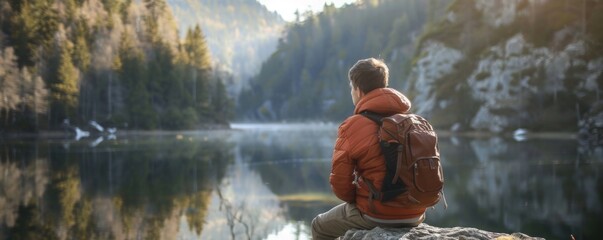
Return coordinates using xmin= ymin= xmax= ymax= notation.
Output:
xmin=330 ymin=88 xmax=426 ymax=219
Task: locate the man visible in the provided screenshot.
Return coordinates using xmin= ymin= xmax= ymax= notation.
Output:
xmin=311 ymin=58 xmax=425 ymax=239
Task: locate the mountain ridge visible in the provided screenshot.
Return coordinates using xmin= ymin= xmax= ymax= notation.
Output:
xmin=166 ymin=0 xmax=286 ymax=96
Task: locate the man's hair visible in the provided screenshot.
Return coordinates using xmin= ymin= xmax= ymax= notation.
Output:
xmin=348 ymin=58 xmax=389 ymax=94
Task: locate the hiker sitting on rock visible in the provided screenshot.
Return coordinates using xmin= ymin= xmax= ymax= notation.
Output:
xmin=312 ymin=58 xmax=444 ymax=240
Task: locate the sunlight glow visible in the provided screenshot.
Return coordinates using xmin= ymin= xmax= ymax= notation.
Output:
xmin=258 ymin=0 xmax=357 ymax=22
xmin=265 ymin=222 xmax=311 ymax=240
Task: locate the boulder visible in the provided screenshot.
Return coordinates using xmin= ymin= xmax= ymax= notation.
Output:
xmin=339 ymin=223 xmax=543 ymax=240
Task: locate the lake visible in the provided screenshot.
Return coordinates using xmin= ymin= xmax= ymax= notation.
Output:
xmin=0 ymin=123 xmax=601 ymax=240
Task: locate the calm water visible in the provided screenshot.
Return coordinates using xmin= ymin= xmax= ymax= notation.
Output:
xmin=0 ymin=124 xmax=601 ymax=240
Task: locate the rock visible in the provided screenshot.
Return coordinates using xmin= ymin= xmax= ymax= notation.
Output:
xmin=339 ymin=223 xmax=543 ymax=240
xmin=409 ymin=0 xmax=602 ymax=133
xmin=467 ymin=34 xmax=548 ymax=132
xmin=579 ymin=100 xmax=603 ymax=145
xmin=475 ymin=0 xmax=526 ymax=28
xmin=412 ymin=41 xmax=464 ymax=117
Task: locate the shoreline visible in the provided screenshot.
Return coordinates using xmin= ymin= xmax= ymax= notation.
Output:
xmin=436 ymin=129 xmax=577 ymax=140
xmin=0 ymin=123 xmax=579 ymax=140
xmin=0 ymin=123 xmax=232 ymax=140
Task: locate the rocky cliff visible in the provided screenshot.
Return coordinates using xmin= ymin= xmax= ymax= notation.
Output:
xmin=409 ymin=0 xmax=603 ymax=138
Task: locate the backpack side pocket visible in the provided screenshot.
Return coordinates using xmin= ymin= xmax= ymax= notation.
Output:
xmin=408 ymin=129 xmax=443 ymax=193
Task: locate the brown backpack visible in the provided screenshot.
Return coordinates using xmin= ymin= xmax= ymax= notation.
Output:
xmin=360 ymin=111 xmax=446 ymax=212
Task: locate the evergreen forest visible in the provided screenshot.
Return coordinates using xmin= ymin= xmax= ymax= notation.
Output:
xmin=0 ymin=0 xmax=233 ymax=132
xmin=238 ymin=0 xmax=449 ymax=121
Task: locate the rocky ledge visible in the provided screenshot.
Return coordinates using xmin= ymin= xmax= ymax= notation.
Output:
xmin=339 ymin=223 xmax=544 ymax=240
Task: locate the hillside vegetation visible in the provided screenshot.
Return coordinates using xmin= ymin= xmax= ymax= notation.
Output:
xmin=0 ymin=0 xmax=232 ymax=131
xmin=238 ymin=0 xmax=444 ymax=121
xmin=167 ymin=0 xmax=285 ymax=96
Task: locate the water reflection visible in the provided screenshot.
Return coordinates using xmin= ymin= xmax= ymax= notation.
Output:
xmin=0 ymin=125 xmax=601 ymax=239
xmin=0 ymin=134 xmax=232 ymax=240
xmin=235 ymin=124 xmax=339 ymax=228
xmin=428 ymin=137 xmax=602 ymax=239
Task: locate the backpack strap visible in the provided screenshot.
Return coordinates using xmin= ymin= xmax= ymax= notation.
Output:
xmin=359 ymin=176 xmax=381 ymax=214
xmin=360 ymin=111 xmax=383 ymax=125
xmin=361 ymin=110 xmax=405 ymax=185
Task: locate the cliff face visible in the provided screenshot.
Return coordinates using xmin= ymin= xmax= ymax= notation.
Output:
xmin=409 ymin=0 xmax=603 ymax=135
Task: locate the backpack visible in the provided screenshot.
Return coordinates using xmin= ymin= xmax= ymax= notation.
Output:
xmin=360 ymin=110 xmax=446 ymax=211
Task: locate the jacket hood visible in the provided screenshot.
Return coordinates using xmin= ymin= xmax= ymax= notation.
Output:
xmin=354 ymin=88 xmax=411 ymax=115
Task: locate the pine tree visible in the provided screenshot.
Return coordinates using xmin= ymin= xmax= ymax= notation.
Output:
xmin=11 ymin=0 xmax=59 ymax=67
xmin=72 ymin=19 xmax=91 ymax=72
xmin=186 ymin=25 xmax=212 ymax=70
xmin=143 ymin=0 xmax=167 ymax=43
xmin=11 ymin=1 xmax=37 ymax=67
xmin=117 ymin=30 xmax=156 ymax=129
xmin=51 ymin=43 xmax=80 ymax=119
xmin=184 ymin=25 xmax=212 ymax=120
xmin=212 ymin=77 xmax=233 ymax=123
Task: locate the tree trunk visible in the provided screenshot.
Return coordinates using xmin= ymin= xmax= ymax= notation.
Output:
xmin=108 ymin=73 xmax=112 ymax=118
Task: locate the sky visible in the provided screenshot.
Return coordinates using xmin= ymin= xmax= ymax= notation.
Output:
xmin=258 ymin=0 xmax=357 ymax=22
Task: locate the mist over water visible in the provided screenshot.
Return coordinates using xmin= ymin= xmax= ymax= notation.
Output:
xmin=0 ymin=124 xmax=601 ymax=239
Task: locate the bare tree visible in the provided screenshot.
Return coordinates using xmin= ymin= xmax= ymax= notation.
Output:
xmin=18 ymin=67 xmax=48 ymax=128
xmin=32 ymin=75 xmax=48 ymax=114
xmin=0 ymin=47 xmax=21 ymax=125
xmin=216 ymin=188 xmax=255 ymax=240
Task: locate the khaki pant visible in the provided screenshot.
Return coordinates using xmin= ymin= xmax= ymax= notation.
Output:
xmin=311 ymin=203 xmax=422 ymax=240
